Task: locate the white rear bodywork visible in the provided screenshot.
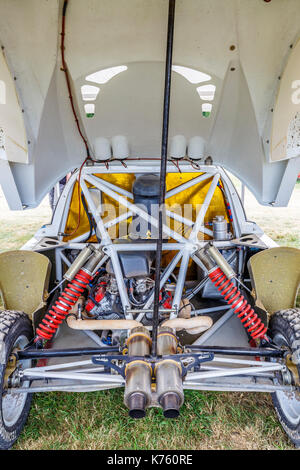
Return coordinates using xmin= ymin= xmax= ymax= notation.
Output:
xmin=1 ymin=0 xmax=300 ymax=209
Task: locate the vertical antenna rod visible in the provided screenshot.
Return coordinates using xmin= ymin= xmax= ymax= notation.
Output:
xmin=152 ymin=0 xmax=176 ymax=356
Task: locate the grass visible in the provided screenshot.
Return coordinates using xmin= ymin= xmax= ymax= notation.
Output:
xmin=14 ymin=390 xmax=293 ymax=450
xmin=0 ymin=184 xmax=299 ymax=450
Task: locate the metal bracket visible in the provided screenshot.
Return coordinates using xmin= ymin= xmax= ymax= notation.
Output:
xmin=231 ymin=234 xmax=268 ymax=249
xmin=91 ymin=352 xmax=214 ymax=378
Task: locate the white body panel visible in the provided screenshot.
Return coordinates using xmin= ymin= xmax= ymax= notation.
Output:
xmin=0 ymin=0 xmax=300 ymax=208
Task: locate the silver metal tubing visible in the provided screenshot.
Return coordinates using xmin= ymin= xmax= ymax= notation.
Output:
xmin=82 ymin=330 xmax=104 ymax=347
xmin=29 ymin=359 xmax=95 ymax=372
xmin=189 ymin=173 xmax=220 ymax=241
xmin=141 ymin=250 xmax=183 ymax=313
xmin=199 ymin=364 xmax=277 ymax=378
xmin=166 ymin=210 xmax=212 ymax=237
xmin=128 ymin=309 xmax=176 ymax=314
xmin=186 ymin=363 xmax=284 ymax=382
xmin=104 ymin=211 xmax=133 ymax=229
xmin=84 ymin=174 xmax=186 ymax=244
xmin=60 ymin=251 xmax=72 ymax=268
xmin=22 ymin=369 xmax=125 ymax=384
xmin=55 ymin=248 xmax=63 ymax=283
xmin=64 ymin=241 xmax=233 ymax=252
xmin=183 ymin=382 xmax=294 ymax=393
xmin=191 ymin=305 xmax=229 ymax=315
xmin=80 ymin=178 xmax=111 ymax=243
xmin=171 ymin=249 xmax=190 ymax=317
xmin=165 ymin=173 xmax=213 ymax=199
xmin=105 ymin=243 xmax=185 ymax=252
xmin=210 ymin=357 xmax=280 ymax=366
xmin=9 ymin=383 xmax=124 ymax=394
xmin=36 ymin=164 xmax=250 ymax=247
xmin=105 ymin=245 xmax=132 ymax=316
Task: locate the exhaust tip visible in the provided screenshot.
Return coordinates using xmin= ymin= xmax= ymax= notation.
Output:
xmin=128 ymin=393 xmax=146 ymax=419
xmin=161 ymin=392 xmax=180 ymax=419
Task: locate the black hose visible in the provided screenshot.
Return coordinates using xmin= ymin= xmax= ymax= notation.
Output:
xmin=81 ymin=191 xmax=101 ymax=243
xmin=81 ymin=192 xmax=93 ymax=241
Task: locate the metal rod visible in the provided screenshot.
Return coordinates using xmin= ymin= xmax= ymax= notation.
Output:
xmin=191 ymin=305 xmax=228 ymax=315
xmin=106 ymin=245 xmax=132 ymax=316
xmin=28 ymin=358 xmax=95 ymax=372
xmin=17 ymin=346 xmax=119 ymax=360
xmin=186 ymin=363 xmax=283 ymax=381
xmin=189 ymin=173 xmax=220 ymax=241
xmin=80 ymin=178 xmax=111 ymax=243
xmin=152 ymin=0 xmax=176 ymax=356
xmin=23 ymin=370 xmax=125 ymax=384
xmin=166 ymin=209 xmax=213 ymax=237
xmin=84 ymin=174 xmax=186 ymax=243
xmin=183 ymin=382 xmax=294 ymax=393
xmin=171 ymin=249 xmax=190 ymax=318
xmin=165 ymin=173 xmax=213 ymax=199
xmin=186 ymin=345 xmax=285 ymax=358
xmin=9 ymin=383 xmax=124 ymax=394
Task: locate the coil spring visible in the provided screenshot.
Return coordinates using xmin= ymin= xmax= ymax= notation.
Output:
xmin=209 ymin=267 xmax=268 ymax=341
xmin=35 ymin=269 xmax=92 ymax=342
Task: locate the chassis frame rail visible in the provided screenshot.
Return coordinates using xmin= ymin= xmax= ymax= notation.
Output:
xmin=17 ymin=345 xmax=285 ymax=361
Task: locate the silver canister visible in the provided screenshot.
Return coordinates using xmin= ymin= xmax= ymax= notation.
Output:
xmin=213 ymin=215 xmax=228 ymax=241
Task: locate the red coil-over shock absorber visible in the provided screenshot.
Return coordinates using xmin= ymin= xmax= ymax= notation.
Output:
xmin=209 ymin=267 xmax=267 ymax=341
xmin=196 ymin=243 xmax=268 ymax=342
xmin=35 ymin=269 xmax=92 ymax=342
xmin=35 ymin=247 xmax=104 ymax=343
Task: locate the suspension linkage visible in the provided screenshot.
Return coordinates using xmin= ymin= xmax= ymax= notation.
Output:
xmin=91 ymin=352 xmax=214 ymax=378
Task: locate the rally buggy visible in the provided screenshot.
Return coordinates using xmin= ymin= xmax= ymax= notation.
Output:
xmin=0 ymin=0 xmax=300 ymax=450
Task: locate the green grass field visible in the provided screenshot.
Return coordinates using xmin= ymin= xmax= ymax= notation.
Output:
xmin=0 ymin=183 xmax=299 ymax=450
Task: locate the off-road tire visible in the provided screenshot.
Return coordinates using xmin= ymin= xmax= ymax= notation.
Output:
xmin=269 ymin=308 xmax=300 ymax=448
xmin=0 ymin=311 xmax=33 ymax=450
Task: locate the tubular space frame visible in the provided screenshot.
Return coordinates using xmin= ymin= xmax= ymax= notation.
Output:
xmin=16 ymin=162 xmax=287 ymax=395
xmin=35 ymin=163 xmax=246 ymax=321
xmin=16 ymin=355 xmax=291 ymax=394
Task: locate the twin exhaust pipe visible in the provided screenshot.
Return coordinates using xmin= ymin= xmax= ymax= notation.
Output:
xmin=124 ymin=326 xmax=184 ymax=419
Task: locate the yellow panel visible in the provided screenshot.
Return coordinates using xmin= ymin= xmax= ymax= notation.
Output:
xmin=163 ymin=173 xmax=229 ymax=272
xmin=63 ymin=172 xmax=229 ymax=278
xmin=165 ymin=173 xmax=228 ymax=240
xmin=63 ymin=173 xmax=135 ymax=242
xmin=64 ymin=173 xmax=229 ymax=274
